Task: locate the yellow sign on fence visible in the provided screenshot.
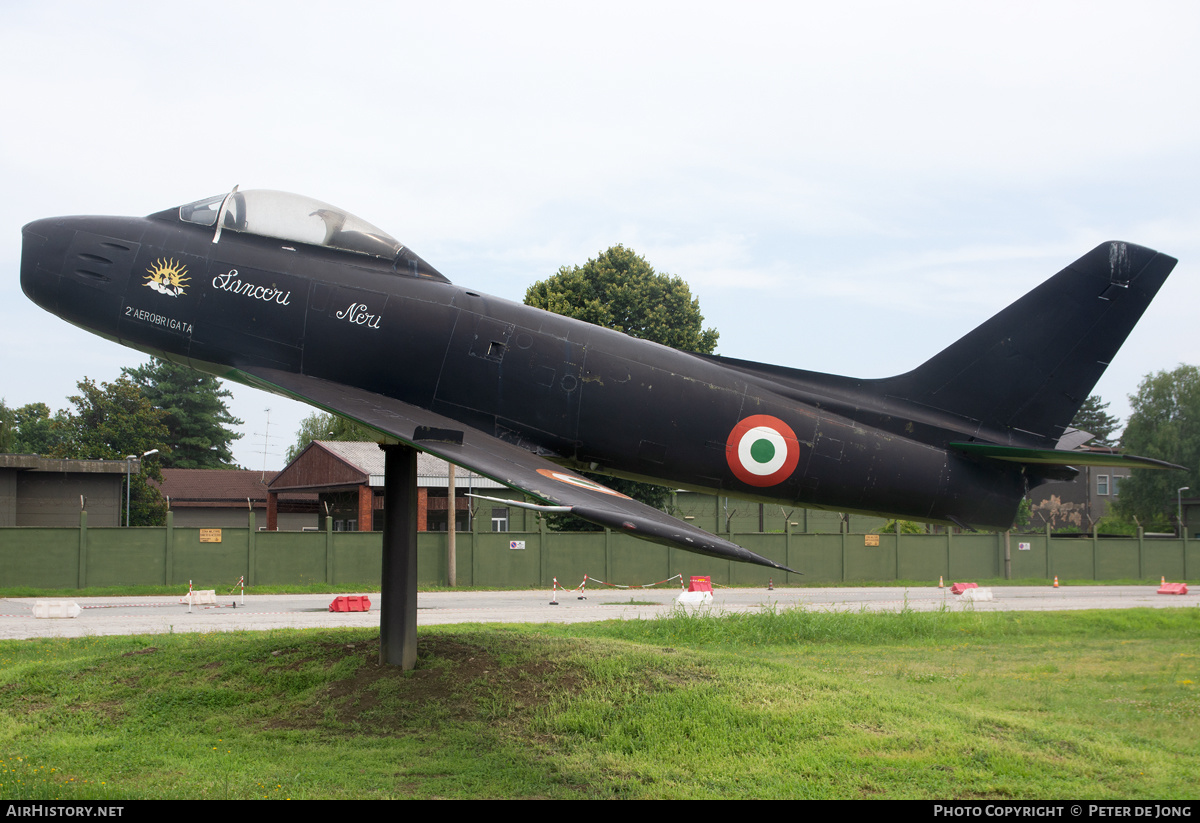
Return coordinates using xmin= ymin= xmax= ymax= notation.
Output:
xmin=199 ymin=529 xmax=222 ymax=543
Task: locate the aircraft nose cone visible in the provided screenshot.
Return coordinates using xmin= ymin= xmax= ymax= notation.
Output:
xmin=20 ymin=217 xmax=63 ymax=313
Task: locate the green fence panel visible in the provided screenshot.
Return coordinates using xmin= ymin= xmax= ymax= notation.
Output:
xmin=84 ymin=527 xmax=167 ymax=587
xmin=949 ymin=534 xmax=1000 ymax=580
xmin=1048 ymin=538 xmax=1094 ymax=580
xmin=728 ymin=534 xmax=785 ymax=587
xmin=2 ymin=525 xmax=1196 ymax=590
xmin=897 ymin=533 xmax=946 ymax=582
xmin=466 ymin=531 xmax=543 ymax=588
xmin=252 ymin=531 xmax=330 ymax=586
xmin=843 ymin=533 xmax=896 ymax=581
xmin=0 ymin=528 xmax=79 ymax=589
xmin=788 ymin=534 xmax=847 ymax=583
xmin=1008 ymin=534 xmax=1045 ymax=579
xmin=168 ymin=528 xmax=250 ymax=588
xmin=330 ymin=532 xmax=386 ymax=586
xmin=1139 ymin=538 xmax=1186 ymax=582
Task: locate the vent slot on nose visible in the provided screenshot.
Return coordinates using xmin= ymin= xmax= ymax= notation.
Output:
xmin=64 ymin=232 xmax=141 ymax=290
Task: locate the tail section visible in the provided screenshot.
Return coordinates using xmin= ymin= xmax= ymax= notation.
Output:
xmin=878 ymin=241 xmax=1176 ymax=445
xmin=701 ymin=241 xmax=1176 ymax=449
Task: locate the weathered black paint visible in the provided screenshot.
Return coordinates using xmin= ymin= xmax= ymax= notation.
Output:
xmin=20 ymin=192 xmax=1179 ymax=570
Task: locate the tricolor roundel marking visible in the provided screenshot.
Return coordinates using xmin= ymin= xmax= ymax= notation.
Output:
xmin=726 ymin=415 xmax=800 ymax=487
xmin=536 ymin=468 xmax=631 ymax=498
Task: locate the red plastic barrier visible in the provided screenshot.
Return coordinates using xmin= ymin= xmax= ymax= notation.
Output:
xmin=689 ymin=576 xmax=713 ymax=593
xmin=950 ymin=582 xmax=978 ymax=595
xmin=329 ymin=595 xmax=372 ymax=612
xmin=1157 ymin=583 xmax=1189 ymax=595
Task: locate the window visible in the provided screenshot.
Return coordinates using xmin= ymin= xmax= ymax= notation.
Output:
xmin=491 ymin=507 xmax=509 ymax=532
xmin=1097 ymin=475 xmax=1110 ymax=496
xmin=1111 ymin=475 xmax=1121 ymax=496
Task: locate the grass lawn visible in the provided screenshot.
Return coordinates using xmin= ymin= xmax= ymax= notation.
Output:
xmin=0 ymin=606 xmax=1196 ymax=799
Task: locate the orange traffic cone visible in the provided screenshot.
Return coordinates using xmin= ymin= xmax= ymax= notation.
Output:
xmin=1162 ymin=575 xmax=1167 ymax=586
xmin=938 ymin=576 xmax=944 ymax=588
xmin=1053 ymin=576 xmax=1059 ymax=588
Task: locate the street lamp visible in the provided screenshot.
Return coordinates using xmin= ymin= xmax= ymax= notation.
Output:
xmin=1178 ymin=487 xmax=1190 ymax=539
xmin=125 ymin=449 xmax=160 ymax=526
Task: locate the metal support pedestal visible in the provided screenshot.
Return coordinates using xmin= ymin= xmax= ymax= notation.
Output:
xmin=379 ymin=444 xmax=418 ymax=669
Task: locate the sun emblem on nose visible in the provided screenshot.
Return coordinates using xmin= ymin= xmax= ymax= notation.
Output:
xmin=144 ymin=257 xmax=189 ymax=297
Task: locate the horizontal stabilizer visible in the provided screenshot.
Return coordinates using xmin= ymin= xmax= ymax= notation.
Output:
xmin=951 ymin=442 xmax=1184 ymax=470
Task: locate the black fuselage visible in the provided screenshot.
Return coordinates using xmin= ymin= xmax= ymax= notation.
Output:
xmin=21 ymin=210 xmax=1025 ymax=529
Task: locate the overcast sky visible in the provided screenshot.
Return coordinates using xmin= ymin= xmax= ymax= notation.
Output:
xmin=3 ymin=1 xmax=1197 ymax=470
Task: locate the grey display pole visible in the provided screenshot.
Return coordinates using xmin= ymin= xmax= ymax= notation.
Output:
xmin=379 ymin=443 xmax=418 ymax=669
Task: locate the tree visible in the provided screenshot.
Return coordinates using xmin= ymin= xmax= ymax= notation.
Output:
xmin=1112 ymin=364 xmax=1200 ymax=530
xmin=10 ymin=402 xmax=68 ymax=456
xmin=285 ymin=412 xmax=379 ymax=463
xmin=0 ymin=400 xmax=13 ymax=453
xmin=122 ymin=359 xmax=243 ymax=468
xmin=1070 ymin=395 xmax=1121 ymax=447
xmin=52 ymin=377 xmax=171 ymax=526
xmin=524 ymin=244 xmax=719 ymax=354
xmin=524 ymin=246 xmax=719 ymax=528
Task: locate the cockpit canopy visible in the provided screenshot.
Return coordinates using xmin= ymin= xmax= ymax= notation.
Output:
xmin=174 ymin=189 xmax=447 ymax=281
xmin=180 ymin=189 xmax=402 ymax=258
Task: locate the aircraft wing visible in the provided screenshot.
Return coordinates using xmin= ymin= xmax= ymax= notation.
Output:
xmin=232 ymin=366 xmax=793 ymax=572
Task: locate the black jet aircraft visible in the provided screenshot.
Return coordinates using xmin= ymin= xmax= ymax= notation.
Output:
xmin=19 ymin=188 xmax=1181 ymax=572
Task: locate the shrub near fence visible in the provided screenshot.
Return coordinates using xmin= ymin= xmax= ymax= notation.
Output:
xmin=0 ymin=513 xmax=1194 ymax=590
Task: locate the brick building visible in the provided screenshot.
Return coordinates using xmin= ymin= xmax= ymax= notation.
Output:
xmin=152 ymin=468 xmax=316 ymax=529
xmin=266 ymin=441 xmax=520 ymax=532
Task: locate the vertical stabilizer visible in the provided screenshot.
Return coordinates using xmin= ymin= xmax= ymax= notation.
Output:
xmin=878 ymin=241 xmax=1176 ymax=445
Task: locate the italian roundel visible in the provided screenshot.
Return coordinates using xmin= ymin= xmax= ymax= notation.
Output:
xmin=725 ymin=415 xmax=801 ymax=487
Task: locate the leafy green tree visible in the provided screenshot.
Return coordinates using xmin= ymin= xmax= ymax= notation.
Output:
xmin=524 ymin=244 xmax=719 ymax=354
xmin=122 ymin=359 xmax=243 ymax=468
xmin=52 ymin=377 xmax=171 ymax=526
xmin=1112 ymin=364 xmax=1200 ymax=530
xmin=11 ymin=402 xmax=67 ymax=456
xmin=1071 ymin=395 xmax=1121 ymax=447
xmin=0 ymin=400 xmax=13 ymax=453
xmin=286 ymin=412 xmax=379 ymax=463
xmin=524 ymin=246 xmax=719 ymax=528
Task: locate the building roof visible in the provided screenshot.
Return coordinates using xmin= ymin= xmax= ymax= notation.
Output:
xmin=153 ymin=468 xmax=315 ymax=508
xmin=0 ymin=454 xmax=131 ymax=474
xmin=270 ymin=441 xmax=504 ymax=491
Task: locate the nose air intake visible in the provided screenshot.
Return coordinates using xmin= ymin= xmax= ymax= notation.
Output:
xmin=20 ymin=219 xmax=60 ymax=313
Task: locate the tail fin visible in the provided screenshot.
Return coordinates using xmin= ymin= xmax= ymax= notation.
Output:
xmin=700 ymin=241 xmax=1176 ymax=448
xmin=877 ymin=241 xmax=1176 ymax=445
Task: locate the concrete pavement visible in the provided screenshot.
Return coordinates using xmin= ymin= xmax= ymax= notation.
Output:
xmin=1 ymin=584 xmax=1194 ymax=640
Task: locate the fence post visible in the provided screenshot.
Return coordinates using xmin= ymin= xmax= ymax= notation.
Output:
xmin=1092 ymin=521 xmax=1099 ymax=581
xmin=604 ymin=527 xmax=611 ymax=582
xmin=247 ymin=511 xmax=256 ymax=587
xmin=840 ymin=528 xmax=846 ymax=582
xmin=1182 ymin=525 xmax=1188 ymax=582
xmin=784 ymin=517 xmax=791 ymax=581
xmin=1044 ymin=521 xmax=1052 ymax=580
xmin=539 ymin=514 xmax=547 ymax=587
xmin=164 ymin=509 xmax=173 ymax=585
xmin=77 ymin=509 xmax=87 ymax=590
xmin=894 ymin=519 xmax=901 ymax=581
xmin=946 ymin=526 xmax=953 ymax=581
xmin=1137 ymin=526 xmax=1144 ymax=580
xmin=326 ymin=515 xmax=334 ymax=585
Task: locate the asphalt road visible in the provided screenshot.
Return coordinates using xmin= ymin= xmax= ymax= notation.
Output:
xmin=0 ymin=584 xmax=1194 ymax=640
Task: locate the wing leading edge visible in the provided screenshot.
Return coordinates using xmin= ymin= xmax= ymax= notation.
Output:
xmin=233 ymin=366 xmax=794 ymax=572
